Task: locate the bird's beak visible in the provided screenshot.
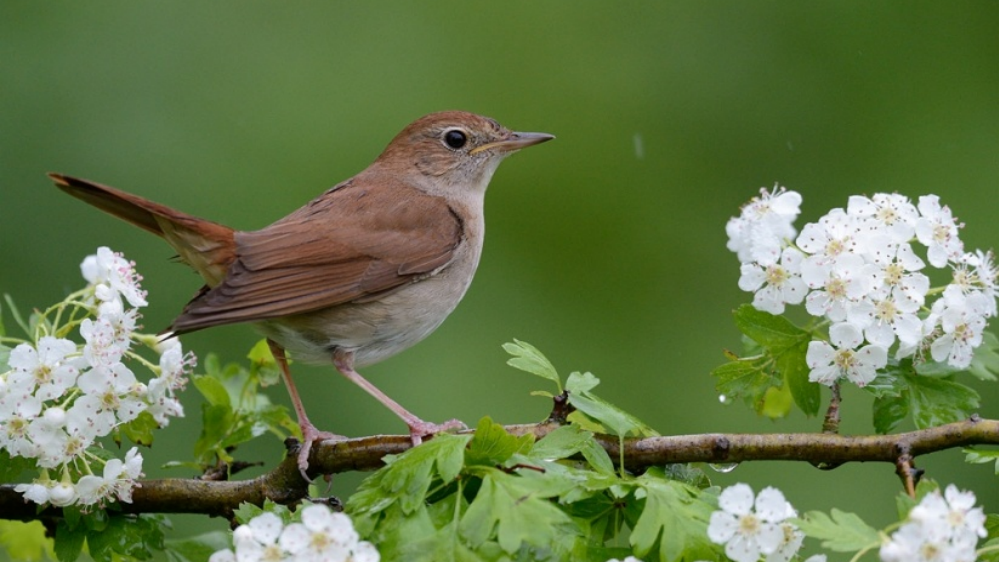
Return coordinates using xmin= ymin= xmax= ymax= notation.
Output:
xmin=469 ymin=131 xmax=555 ymax=155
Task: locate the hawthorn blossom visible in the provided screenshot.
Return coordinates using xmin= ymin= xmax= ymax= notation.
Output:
xmin=880 ymin=485 xmax=985 ymax=562
xmin=707 ymin=484 xmax=792 ymax=562
xmin=726 ymin=185 xmax=802 ymax=266
xmin=738 ymin=247 xmax=807 ymax=314
xmin=806 ymin=323 xmax=887 ymax=387
xmin=914 ymin=195 xmax=964 ymax=267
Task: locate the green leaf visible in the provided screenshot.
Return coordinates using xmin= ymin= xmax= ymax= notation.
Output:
xmin=630 ymin=472 xmax=718 ymax=562
xmin=459 ymin=469 xmax=580 ymax=555
xmin=349 ymin=433 xmax=471 ymax=521
xmin=503 ymin=339 xmax=561 ymax=391
xmin=873 ymin=392 xmax=909 ymax=435
xmin=963 ymin=447 xmax=999 ymax=474
xmin=565 ymin=371 xmax=600 ymax=394
xmin=247 ymin=338 xmax=282 ymax=387
xmin=192 ymin=374 xmax=232 ymax=408
xmin=794 ymin=509 xmax=880 ymax=552
xmin=164 ymin=532 xmax=232 ymax=562
xmin=464 ymin=417 xmax=533 ymax=467
xmin=733 ymin=304 xmax=809 ymax=351
xmin=0 ymin=450 xmax=36 ymax=482
xmin=53 ymin=520 xmax=85 ymax=562
xmin=906 ymin=374 xmax=980 ymax=429
xmin=3 ymin=294 xmax=31 ymax=336
xmin=760 ymin=382 xmax=793 ymax=418
xmin=0 ymin=521 xmax=51 ymax=562
xmin=529 ymin=424 xmax=597 ymax=461
xmin=968 ymin=331 xmax=999 ymax=381
xmin=712 ymin=357 xmax=776 ymax=413
xmin=778 ymin=341 xmax=819 ymax=416
xmin=568 ymin=389 xmax=658 ymax=438
xmin=121 ymin=411 xmax=159 ymax=446
xmin=86 ymin=514 xmax=166 ymax=562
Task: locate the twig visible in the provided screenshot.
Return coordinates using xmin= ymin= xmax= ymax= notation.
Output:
xmin=1 ymin=417 xmax=996 ymax=521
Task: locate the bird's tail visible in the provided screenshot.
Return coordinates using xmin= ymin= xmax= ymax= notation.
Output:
xmin=49 ymin=173 xmax=236 ymax=286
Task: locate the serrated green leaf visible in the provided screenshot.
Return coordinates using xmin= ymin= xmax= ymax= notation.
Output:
xmin=121 ymin=410 xmax=159 ymax=446
xmin=733 ymin=304 xmax=809 ymax=350
xmin=906 ymin=373 xmax=980 ymax=429
xmin=53 ymin=520 xmax=84 ymax=562
xmin=968 ymin=331 xmax=999 ymax=381
xmin=630 ymin=473 xmax=718 ymax=562
xmin=779 ymin=341 xmax=819 ymax=416
xmin=465 ymin=417 xmax=533 ymax=467
xmin=794 ymin=509 xmax=880 ymax=552
xmin=569 ymin=391 xmax=658 ymax=438
xmin=0 ymin=449 xmax=36 ymax=482
xmin=192 ymin=374 xmax=231 ymax=408
xmin=0 ymin=521 xmax=51 ymax=562
xmin=349 ymin=433 xmax=470 ymax=521
xmin=566 ymin=371 xmax=600 ymax=394
xmin=963 ymin=447 xmax=999 ymax=474
xmin=503 ymin=339 xmax=561 ymax=391
xmin=459 ymin=470 xmax=579 ymax=555
xmin=873 ymin=393 xmax=909 ymax=435
xmin=529 ymin=424 xmax=595 ymax=461
xmin=712 ymin=357 xmax=775 ymax=412
xmin=164 ymin=531 xmax=232 ymax=562
xmin=760 ymin=382 xmax=793 ymax=418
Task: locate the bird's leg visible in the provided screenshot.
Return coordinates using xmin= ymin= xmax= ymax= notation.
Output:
xmin=268 ymin=339 xmax=343 ymax=479
xmin=332 ymin=348 xmax=466 ymax=446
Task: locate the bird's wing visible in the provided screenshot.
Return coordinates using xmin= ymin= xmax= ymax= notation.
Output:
xmin=169 ymin=179 xmax=463 ymax=333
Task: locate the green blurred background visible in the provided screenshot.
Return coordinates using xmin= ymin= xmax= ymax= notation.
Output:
xmin=2 ymin=2 xmax=997 ymax=560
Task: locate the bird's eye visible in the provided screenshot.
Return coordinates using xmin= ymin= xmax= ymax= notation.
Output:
xmin=443 ymin=129 xmax=468 ymax=150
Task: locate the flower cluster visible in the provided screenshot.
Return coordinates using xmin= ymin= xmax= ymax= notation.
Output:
xmin=209 ymin=503 xmax=380 ymax=562
xmin=0 ymin=247 xmax=193 ymax=507
xmin=879 ymin=485 xmax=986 ymax=562
xmin=728 ymin=186 xmax=998 ymax=387
xmin=706 ymin=483 xmax=819 ymax=562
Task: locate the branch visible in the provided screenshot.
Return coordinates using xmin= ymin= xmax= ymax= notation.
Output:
xmin=2 ymin=416 xmax=996 ymax=521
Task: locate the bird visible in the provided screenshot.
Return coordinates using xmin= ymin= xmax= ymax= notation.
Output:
xmin=49 ymin=111 xmax=554 ymax=477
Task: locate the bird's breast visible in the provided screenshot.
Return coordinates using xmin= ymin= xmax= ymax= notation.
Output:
xmin=259 ymin=224 xmax=484 ymax=368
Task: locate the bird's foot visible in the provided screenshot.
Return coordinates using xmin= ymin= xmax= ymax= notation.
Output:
xmin=295 ymin=423 xmax=346 ymax=481
xmin=407 ymin=418 xmax=467 ymax=446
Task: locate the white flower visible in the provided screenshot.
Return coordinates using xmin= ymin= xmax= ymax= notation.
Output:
xmin=802 ymin=254 xmax=879 ymax=322
xmin=910 ymin=485 xmax=987 ymax=548
xmin=846 ymin=291 xmax=923 ymax=349
xmin=914 ymin=195 xmax=964 ymax=268
xmin=796 ymin=208 xmax=861 ymax=268
xmin=81 ymin=300 xmax=137 ymax=369
xmin=738 ymin=247 xmax=808 ymax=314
xmin=848 ymin=193 xmax=918 ymax=243
xmin=7 ymin=337 xmax=80 ymax=401
xmin=233 ymin=512 xmax=288 ymax=562
xmin=944 ymin=250 xmax=998 ymax=318
xmin=727 ymin=185 xmax=802 ymax=266
xmin=0 ymin=373 xmax=43 ymax=458
xmin=606 ymin=558 xmax=643 ymax=562
xmin=280 ymin=504 xmax=366 ymax=562
xmin=81 ymin=247 xmax=148 ymax=308
xmin=928 ymin=304 xmax=986 ymax=369
xmin=765 ymin=520 xmax=804 ymax=562
xmin=75 ymin=362 xmax=148 ymax=426
xmin=806 ymin=323 xmax=887 ymax=387
xmin=881 ymin=485 xmax=984 ymax=562
xmin=707 ymin=484 xmax=790 ymax=562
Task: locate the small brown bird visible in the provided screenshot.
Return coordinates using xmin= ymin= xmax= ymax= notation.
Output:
xmin=50 ymin=111 xmax=553 ymax=476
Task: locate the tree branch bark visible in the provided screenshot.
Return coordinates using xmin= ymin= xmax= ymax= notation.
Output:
xmin=2 ymin=416 xmax=996 ymax=521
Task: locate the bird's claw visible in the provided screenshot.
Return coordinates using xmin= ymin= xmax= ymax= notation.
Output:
xmin=408 ymin=418 xmax=467 ymax=446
